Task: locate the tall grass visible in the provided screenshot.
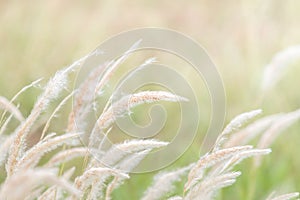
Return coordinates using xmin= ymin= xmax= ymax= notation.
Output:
xmin=0 ymin=45 xmax=299 ymax=200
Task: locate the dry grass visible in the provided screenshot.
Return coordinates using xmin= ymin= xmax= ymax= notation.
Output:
xmin=0 ymin=42 xmax=299 ymax=200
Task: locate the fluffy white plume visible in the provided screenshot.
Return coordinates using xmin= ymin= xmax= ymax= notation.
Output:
xmin=0 ymin=169 xmax=80 ymax=199
xmin=266 ymin=192 xmax=300 ymax=200
xmin=185 ymin=146 xmax=252 ymax=192
xmin=262 ymin=45 xmax=300 ymax=91
xmin=213 ymin=109 xmax=262 ymax=152
xmin=142 ymin=164 xmax=193 ymax=200
xmin=100 ymin=139 xmax=168 ymax=167
xmin=185 ymin=171 xmax=241 ymax=200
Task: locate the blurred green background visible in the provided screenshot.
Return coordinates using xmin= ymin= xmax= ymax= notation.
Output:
xmin=0 ymin=0 xmax=299 ymax=199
